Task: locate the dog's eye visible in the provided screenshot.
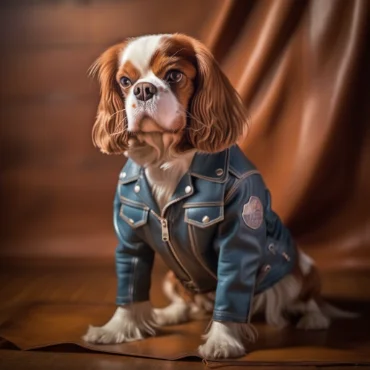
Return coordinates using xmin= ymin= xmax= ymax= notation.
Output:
xmin=166 ymin=70 xmax=183 ymax=83
xmin=120 ymin=76 xmax=132 ymax=88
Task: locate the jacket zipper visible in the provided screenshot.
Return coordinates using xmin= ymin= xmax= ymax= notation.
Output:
xmin=161 ymin=219 xmax=169 ymax=241
xmin=151 ymin=210 xmax=194 ymax=283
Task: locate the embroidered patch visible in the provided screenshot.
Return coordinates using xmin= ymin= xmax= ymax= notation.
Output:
xmin=242 ymin=196 xmax=263 ymax=229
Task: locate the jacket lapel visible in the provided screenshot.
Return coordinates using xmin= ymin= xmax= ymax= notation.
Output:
xmin=135 ymin=171 xmax=161 ymax=216
xmin=122 ymin=148 xmax=230 ymax=216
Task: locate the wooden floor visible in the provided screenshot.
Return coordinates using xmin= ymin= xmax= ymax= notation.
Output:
xmin=0 ymin=257 xmax=370 ymax=369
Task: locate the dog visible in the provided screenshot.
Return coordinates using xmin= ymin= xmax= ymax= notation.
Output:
xmin=83 ymin=33 xmax=355 ymax=360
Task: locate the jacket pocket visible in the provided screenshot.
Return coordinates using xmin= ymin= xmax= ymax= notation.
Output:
xmin=119 ymin=203 xmax=149 ymax=229
xmin=184 ymin=204 xmax=224 ymax=228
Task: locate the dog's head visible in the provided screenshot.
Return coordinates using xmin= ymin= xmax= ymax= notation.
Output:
xmin=90 ymin=34 xmax=247 ymax=157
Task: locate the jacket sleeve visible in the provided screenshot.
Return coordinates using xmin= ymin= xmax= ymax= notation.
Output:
xmin=113 ymin=185 xmax=155 ymax=306
xmin=212 ymin=174 xmax=267 ymax=323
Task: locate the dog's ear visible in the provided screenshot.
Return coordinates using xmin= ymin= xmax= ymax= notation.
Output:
xmin=187 ymin=39 xmax=248 ymax=153
xmin=89 ymin=42 xmax=129 ymax=154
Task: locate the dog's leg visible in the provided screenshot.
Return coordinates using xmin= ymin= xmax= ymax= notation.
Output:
xmin=153 ymin=272 xmax=190 ymax=326
xmin=198 ymin=321 xmax=257 ymax=360
xmin=153 ymin=302 xmax=189 ymax=326
xmin=83 ymin=301 xmax=157 ymax=344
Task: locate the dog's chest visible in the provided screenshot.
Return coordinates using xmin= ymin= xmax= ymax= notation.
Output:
xmin=145 ymin=151 xmax=196 ymax=211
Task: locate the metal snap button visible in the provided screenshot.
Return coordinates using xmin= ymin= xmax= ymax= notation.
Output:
xmin=134 ymin=185 xmax=140 ymax=193
xmin=185 ymin=185 xmax=192 ymax=194
xmin=129 ymin=218 xmax=134 ymax=224
xmin=215 ymin=168 xmax=224 ymax=176
xmin=268 ymin=244 xmax=276 ymax=255
xmin=202 ymin=215 xmax=210 ymax=223
xmin=121 ymin=172 xmax=127 ymax=178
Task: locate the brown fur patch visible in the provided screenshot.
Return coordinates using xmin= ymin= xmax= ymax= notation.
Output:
xmin=290 ymin=247 xmax=323 ymax=303
xmin=117 ymin=60 xmax=141 ymax=90
xmin=90 ymin=42 xmax=129 ymax=154
xmin=150 ymin=37 xmax=197 ymax=112
xmin=172 ymin=34 xmax=248 ymax=153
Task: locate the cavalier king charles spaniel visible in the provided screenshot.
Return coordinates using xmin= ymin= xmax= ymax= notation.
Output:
xmin=83 ymin=33 xmax=355 ymax=360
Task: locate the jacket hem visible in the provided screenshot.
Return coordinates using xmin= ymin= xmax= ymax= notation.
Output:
xmin=116 ymin=295 xmax=149 ymax=306
xmin=213 ymin=310 xmax=248 ymax=323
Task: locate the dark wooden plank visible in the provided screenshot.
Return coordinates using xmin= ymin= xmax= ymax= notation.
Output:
xmin=0 ymin=350 xmax=322 ymax=370
xmin=0 ymin=260 xmax=369 ymax=367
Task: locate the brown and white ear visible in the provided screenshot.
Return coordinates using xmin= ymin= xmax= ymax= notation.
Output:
xmin=188 ymin=39 xmax=248 ymax=153
xmin=89 ymin=42 xmax=128 ymax=154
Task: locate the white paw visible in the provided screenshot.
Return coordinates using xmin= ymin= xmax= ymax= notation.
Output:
xmin=83 ymin=324 xmax=142 ymax=344
xmin=153 ymin=302 xmax=189 ymax=326
xmin=82 ymin=303 xmax=157 ymax=344
xmin=198 ymin=321 xmax=247 ymax=360
xmin=296 ymin=312 xmax=330 ymax=330
xmin=198 ymin=337 xmax=245 ymax=359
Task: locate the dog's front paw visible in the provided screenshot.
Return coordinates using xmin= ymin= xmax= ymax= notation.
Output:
xmin=198 ymin=321 xmax=249 ymax=360
xmin=83 ymin=324 xmax=138 ymax=344
xmin=82 ymin=303 xmax=157 ymax=345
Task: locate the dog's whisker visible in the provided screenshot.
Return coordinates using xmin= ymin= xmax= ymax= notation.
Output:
xmin=109 ymin=108 xmax=127 ymax=119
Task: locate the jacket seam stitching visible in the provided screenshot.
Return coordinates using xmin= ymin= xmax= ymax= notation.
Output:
xmin=129 ymin=257 xmax=138 ymax=301
xmin=224 ymin=170 xmax=260 ymax=204
xmin=184 ymin=209 xmax=224 ymax=228
xmin=188 ymin=224 xmax=218 ymax=280
xmin=119 ymin=205 xmax=149 ymax=228
xmin=213 ymin=311 xmax=247 ymax=319
xmin=119 ymin=196 xmax=149 ymax=210
xmin=182 ymin=201 xmax=224 ymax=208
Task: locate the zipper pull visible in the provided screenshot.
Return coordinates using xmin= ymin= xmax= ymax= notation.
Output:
xmin=161 ymin=219 xmax=169 ymax=241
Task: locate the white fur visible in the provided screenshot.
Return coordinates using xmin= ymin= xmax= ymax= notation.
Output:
xmin=83 ymin=301 xmax=156 ymax=344
xmin=120 ymin=35 xmax=168 ymax=75
xmin=295 ymin=300 xmax=330 ymax=330
xmin=153 ymin=302 xmax=189 ymax=326
xmin=145 ymin=149 xmax=196 ymax=211
xmin=152 ymin=277 xmax=189 ymax=326
xmin=198 ymin=321 xmax=257 ymax=359
xmin=124 ymin=76 xmax=183 ymax=133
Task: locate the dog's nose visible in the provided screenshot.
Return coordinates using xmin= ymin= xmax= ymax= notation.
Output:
xmin=134 ymin=82 xmax=157 ymax=101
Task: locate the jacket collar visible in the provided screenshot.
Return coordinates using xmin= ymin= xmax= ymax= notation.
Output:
xmin=119 ymin=148 xmax=229 ymax=185
xmin=119 ymin=149 xmax=229 ymax=215
xmin=190 ymin=148 xmax=229 ymax=183
xmin=119 ymin=159 xmax=141 ymax=184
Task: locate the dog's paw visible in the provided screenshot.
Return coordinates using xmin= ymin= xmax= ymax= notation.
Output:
xmin=296 ymin=312 xmax=330 ymax=330
xmin=82 ymin=323 xmax=149 ymax=344
xmin=198 ymin=321 xmax=247 ymax=360
xmin=198 ymin=337 xmax=245 ymax=360
xmin=83 ymin=325 xmax=137 ymax=344
xmin=82 ymin=303 xmax=157 ymax=344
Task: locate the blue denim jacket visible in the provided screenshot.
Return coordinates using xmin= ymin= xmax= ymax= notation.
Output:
xmin=113 ymin=145 xmax=296 ymax=323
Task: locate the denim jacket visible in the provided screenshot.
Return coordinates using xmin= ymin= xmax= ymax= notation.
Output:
xmin=113 ymin=145 xmax=296 ymax=323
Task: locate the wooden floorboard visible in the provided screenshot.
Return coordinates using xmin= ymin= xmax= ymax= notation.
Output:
xmin=0 ymin=258 xmax=369 ymax=369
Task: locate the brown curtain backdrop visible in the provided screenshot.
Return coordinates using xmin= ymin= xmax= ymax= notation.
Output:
xmin=0 ymin=0 xmax=369 ymax=273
